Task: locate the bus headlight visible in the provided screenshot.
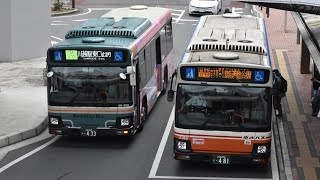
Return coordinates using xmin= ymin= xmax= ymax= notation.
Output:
xmin=50 ymin=117 xmax=59 ymax=125
xmin=177 ymin=141 xmax=187 ymax=150
xmin=120 ymin=118 xmax=130 ymax=126
xmin=257 ymin=145 xmax=267 ymax=154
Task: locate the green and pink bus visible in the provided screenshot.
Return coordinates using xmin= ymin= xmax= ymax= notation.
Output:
xmin=46 ymin=6 xmax=174 ymax=136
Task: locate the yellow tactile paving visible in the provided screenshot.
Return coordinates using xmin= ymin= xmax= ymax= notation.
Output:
xmin=276 ymin=49 xmax=320 ymax=179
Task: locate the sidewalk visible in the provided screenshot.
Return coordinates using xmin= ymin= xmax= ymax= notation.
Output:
xmin=264 ymin=8 xmax=320 ymax=180
xmin=0 ymin=58 xmax=48 ymax=148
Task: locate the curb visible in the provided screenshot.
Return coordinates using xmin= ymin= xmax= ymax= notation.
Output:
xmin=0 ymin=117 xmax=48 ymax=148
xmin=51 ymin=8 xmax=80 ymax=17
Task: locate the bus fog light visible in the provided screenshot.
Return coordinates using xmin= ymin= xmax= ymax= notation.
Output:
xmin=120 ymin=118 xmax=130 ymax=126
xmin=177 ymin=141 xmax=187 ymax=150
xmin=50 ymin=117 xmax=59 ymax=125
xmin=257 ymin=145 xmax=267 ymax=154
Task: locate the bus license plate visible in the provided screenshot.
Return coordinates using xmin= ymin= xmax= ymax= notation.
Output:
xmin=81 ymin=129 xmax=97 ymax=137
xmin=212 ymin=155 xmax=230 ymax=164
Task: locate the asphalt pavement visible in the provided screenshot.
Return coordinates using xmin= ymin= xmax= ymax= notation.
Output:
xmin=0 ymin=1 xmax=285 ymax=180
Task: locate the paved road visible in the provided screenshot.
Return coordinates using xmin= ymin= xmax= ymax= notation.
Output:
xmin=0 ymin=1 xmax=279 ymax=180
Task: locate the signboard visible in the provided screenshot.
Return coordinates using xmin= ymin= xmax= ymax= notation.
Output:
xmin=180 ymin=66 xmax=270 ymax=83
xmin=48 ymin=48 xmax=128 ymax=64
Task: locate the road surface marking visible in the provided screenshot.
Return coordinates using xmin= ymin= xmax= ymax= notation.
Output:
xmin=51 ymin=23 xmax=69 ymax=26
xmin=174 ymin=10 xmax=185 ymax=23
xmin=51 ymin=36 xmax=63 ymax=41
xmin=52 ymin=8 xmax=92 ymax=18
xmin=73 ymin=19 xmax=88 ymax=22
xmin=0 ymin=136 xmax=60 ymax=174
xmin=149 ymin=107 xmax=174 ymax=178
xmin=89 ymin=8 xmax=113 ymax=10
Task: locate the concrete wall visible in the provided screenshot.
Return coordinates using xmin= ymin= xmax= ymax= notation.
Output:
xmin=0 ymin=0 xmax=51 ymax=62
xmin=0 ymin=0 xmax=12 ymax=62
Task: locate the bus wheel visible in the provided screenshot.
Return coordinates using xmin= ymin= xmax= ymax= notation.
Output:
xmin=138 ymin=99 xmax=147 ymax=132
xmin=161 ymin=67 xmax=168 ymax=95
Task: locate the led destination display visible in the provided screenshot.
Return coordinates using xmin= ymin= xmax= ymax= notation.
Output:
xmin=48 ymin=48 xmax=128 ymax=64
xmin=180 ymin=66 xmax=270 ymax=83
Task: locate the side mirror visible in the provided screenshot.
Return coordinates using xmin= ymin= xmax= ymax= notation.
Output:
xmin=126 ymin=66 xmax=135 ymax=74
xmin=167 ymin=90 xmax=175 ymax=102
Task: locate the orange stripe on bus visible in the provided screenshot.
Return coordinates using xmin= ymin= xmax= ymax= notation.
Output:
xmin=174 ymin=132 xmax=243 ymax=139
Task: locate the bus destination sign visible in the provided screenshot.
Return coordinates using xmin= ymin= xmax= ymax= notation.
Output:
xmin=181 ymin=66 xmax=270 ymax=83
xmin=49 ymin=49 xmax=128 ymax=63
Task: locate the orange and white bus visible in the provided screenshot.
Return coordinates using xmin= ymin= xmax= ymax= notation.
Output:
xmin=167 ymin=13 xmax=276 ymax=166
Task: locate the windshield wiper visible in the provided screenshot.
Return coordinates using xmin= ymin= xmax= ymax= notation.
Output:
xmin=68 ymin=85 xmax=97 ymax=105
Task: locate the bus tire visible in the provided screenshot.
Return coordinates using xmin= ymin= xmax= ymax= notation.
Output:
xmin=138 ymin=98 xmax=148 ymax=132
xmin=161 ymin=67 xmax=168 ymax=95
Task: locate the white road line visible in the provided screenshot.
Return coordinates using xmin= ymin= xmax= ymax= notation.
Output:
xmin=173 ymin=22 xmax=184 ymax=25
xmin=89 ymin=8 xmax=113 ymax=10
xmin=0 ymin=136 xmax=60 ymax=174
xmin=51 ymin=23 xmax=69 ymax=26
xmin=149 ymin=107 xmax=279 ymax=180
xmin=51 ymin=36 xmax=63 ymax=41
xmin=174 ymin=10 xmax=185 ymax=23
xmin=51 ymin=41 xmax=59 ymax=46
xmin=52 ymin=8 xmax=92 ymax=18
xmin=173 ymin=18 xmax=198 ymax=22
xmin=172 ymin=13 xmax=181 ymax=16
xmin=170 ymin=9 xmax=185 ymax=13
xmin=73 ymin=19 xmax=88 ymax=22
xmin=148 ymin=107 xmax=175 ymax=178
xmin=0 ymin=129 xmax=53 ymax=161
xmin=53 ymin=21 xmax=64 ymax=23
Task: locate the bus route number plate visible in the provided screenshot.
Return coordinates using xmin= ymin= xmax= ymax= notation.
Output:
xmin=81 ymin=129 xmax=97 ymax=137
xmin=212 ymin=155 xmax=230 ymax=164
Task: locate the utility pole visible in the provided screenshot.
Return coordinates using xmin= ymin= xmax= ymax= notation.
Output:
xmin=72 ymin=0 xmax=75 ymax=9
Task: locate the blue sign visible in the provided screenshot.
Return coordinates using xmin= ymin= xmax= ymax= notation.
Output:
xmin=186 ymin=68 xmax=195 ymax=79
xmin=254 ymin=71 xmax=265 ymax=82
xmin=114 ymin=51 xmax=123 ymax=62
xmin=54 ymin=51 xmax=63 ymax=61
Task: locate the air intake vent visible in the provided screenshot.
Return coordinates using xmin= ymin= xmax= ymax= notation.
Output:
xmin=188 ymin=42 xmax=266 ymax=54
xmin=65 ymin=18 xmax=115 ymax=39
xmin=65 ymin=17 xmax=151 ymax=39
xmin=101 ymin=17 xmax=151 ymax=38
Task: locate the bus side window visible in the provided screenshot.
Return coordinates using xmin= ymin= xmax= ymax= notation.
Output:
xmin=145 ymin=43 xmax=152 ymax=81
xmin=165 ymin=20 xmax=173 ymax=53
xmin=160 ymin=26 xmax=167 ymax=61
xmin=139 ymin=50 xmax=147 ymax=88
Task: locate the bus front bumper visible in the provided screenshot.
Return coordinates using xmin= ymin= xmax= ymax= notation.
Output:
xmin=174 ymin=150 xmax=270 ymax=165
xmin=49 ymin=126 xmax=134 ymax=136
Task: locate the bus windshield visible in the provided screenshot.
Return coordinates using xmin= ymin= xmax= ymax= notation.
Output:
xmin=176 ymin=84 xmax=271 ymax=132
xmin=48 ymin=67 xmax=132 ymax=106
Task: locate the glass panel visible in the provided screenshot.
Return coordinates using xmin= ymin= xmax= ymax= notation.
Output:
xmin=176 ymin=84 xmax=271 ymax=131
xmin=48 ymin=67 xmax=132 ymax=106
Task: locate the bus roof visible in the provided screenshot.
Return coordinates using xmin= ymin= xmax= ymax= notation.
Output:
xmin=53 ymin=6 xmax=171 ymax=56
xmin=182 ymin=14 xmax=270 ymax=68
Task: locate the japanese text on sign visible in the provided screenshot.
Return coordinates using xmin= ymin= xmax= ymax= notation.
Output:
xmin=198 ymin=67 xmax=252 ymax=80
